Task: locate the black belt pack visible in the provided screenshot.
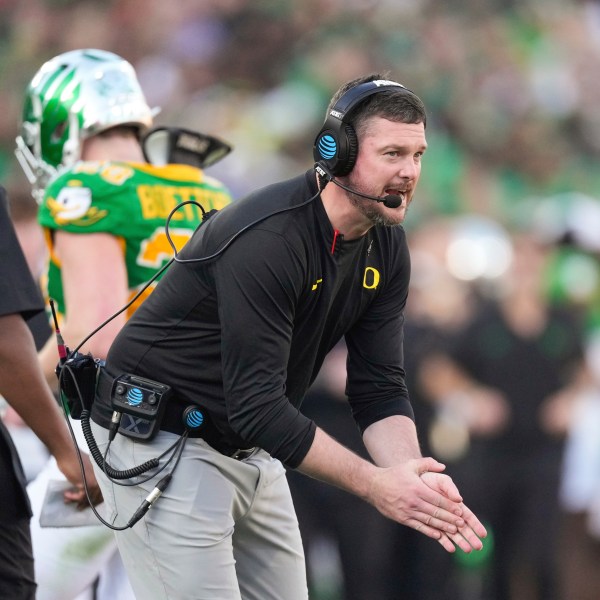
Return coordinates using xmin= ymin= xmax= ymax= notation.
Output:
xmin=111 ymin=373 xmax=172 ymax=440
xmin=95 ymin=368 xmax=201 ymax=441
xmin=93 ymin=369 xmax=256 ymax=459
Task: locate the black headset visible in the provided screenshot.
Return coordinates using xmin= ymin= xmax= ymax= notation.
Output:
xmin=313 ymin=79 xmax=411 ymax=177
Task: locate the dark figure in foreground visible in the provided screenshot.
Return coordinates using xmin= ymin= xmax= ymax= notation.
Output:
xmin=0 ymin=187 xmax=100 ymax=599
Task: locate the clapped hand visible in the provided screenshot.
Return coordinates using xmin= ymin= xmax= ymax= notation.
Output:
xmin=368 ymin=457 xmax=486 ymax=553
xmin=420 ymin=470 xmax=486 ymax=553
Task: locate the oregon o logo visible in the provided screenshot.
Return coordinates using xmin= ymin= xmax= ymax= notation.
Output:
xmin=363 ymin=267 xmax=380 ymax=289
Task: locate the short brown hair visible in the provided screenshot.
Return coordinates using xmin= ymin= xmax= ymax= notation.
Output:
xmin=328 ymin=73 xmax=427 ymax=139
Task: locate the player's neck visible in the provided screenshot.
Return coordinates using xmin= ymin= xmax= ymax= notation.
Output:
xmin=81 ymin=133 xmax=145 ymax=163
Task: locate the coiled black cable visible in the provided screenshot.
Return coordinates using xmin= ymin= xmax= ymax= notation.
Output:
xmin=80 ymin=409 xmax=159 ymax=479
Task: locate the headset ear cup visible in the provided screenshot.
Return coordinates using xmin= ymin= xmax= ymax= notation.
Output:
xmin=313 ymin=130 xmax=338 ymax=170
xmin=313 ymin=123 xmax=358 ymax=176
xmin=336 ymin=124 xmax=358 ymax=176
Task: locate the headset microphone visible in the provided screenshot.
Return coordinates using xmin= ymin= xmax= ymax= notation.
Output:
xmin=315 ymin=163 xmax=403 ymax=209
xmin=332 ymin=179 xmax=403 ymax=209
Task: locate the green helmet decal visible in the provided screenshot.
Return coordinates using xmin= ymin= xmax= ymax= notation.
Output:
xmin=15 ymin=49 xmax=155 ymax=202
xmin=23 ymin=64 xmax=81 ymax=168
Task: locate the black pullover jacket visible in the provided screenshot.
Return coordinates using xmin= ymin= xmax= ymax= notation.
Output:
xmin=103 ymin=170 xmax=413 ymax=468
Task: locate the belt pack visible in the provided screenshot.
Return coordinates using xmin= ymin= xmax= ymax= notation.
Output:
xmin=93 ymin=369 xmax=256 ymax=459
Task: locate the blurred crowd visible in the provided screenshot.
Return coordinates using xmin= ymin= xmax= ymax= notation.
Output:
xmin=3 ymin=0 xmax=600 ymax=219
xmin=3 ymin=0 xmax=600 ymax=598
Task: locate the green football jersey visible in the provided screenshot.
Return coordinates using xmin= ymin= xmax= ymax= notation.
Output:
xmin=39 ymin=160 xmax=232 ymax=318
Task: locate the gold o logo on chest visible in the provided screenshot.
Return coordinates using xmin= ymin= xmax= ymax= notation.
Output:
xmin=363 ymin=267 xmax=380 ymax=289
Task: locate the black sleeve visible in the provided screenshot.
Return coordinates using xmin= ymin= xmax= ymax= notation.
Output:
xmin=214 ymin=227 xmax=316 ymax=468
xmin=0 ymin=188 xmax=45 ymax=320
xmin=345 ymin=233 xmax=414 ymax=434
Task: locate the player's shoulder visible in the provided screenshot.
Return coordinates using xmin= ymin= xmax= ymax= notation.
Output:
xmin=144 ymin=163 xmax=233 ymax=211
xmin=146 ymin=163 xmax=229 ymax=191
xmin=41 ymin=161 xmax=138 ymax=227
xmin=46 ymin=160 xmax=139 ymax=194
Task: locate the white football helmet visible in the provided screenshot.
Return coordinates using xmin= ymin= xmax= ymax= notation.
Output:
xmin=15 ymin=48 xmax=156 ymax=202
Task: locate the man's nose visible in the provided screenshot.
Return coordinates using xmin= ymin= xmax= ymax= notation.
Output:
xmin=397 ymin=157 xmax=420 ymax=180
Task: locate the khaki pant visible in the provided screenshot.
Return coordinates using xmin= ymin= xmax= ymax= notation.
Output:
xmin=91 ymin=422 xmax=308 ymax=600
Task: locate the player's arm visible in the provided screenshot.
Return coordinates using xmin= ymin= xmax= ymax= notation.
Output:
xmin=39 ymin=230 xmax=129 ymax=383
xmin=0 ymin=313 xmax=102 ymax=506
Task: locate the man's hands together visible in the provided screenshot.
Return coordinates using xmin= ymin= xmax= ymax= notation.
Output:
xmin=299 ymin=425 xmax=486 ymax=553
xmin=367 ymin=457 xmax=487 ymax=553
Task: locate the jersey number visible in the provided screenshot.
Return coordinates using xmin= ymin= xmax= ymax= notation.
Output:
xmin=127 ymin=227 xmax=194 ymax=316
xmin=137 ymin=227 xmax=193 ymax=268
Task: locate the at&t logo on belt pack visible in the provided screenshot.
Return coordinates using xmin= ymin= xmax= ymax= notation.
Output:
xmin=110 ymin=374 xmax=172 ymax=440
